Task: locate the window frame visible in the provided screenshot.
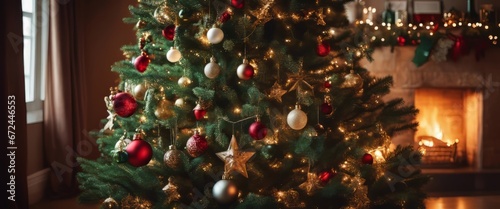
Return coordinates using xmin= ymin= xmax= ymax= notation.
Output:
xmin=23 ymin=0 xmax=48 ymax=124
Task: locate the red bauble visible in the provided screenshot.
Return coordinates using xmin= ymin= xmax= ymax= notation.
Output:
xmin=243 ymin=65 xmax=255 ymax=79
xmin=324 ymin=80 xmax=332 ymax=88
xmin=113 ymin=92 xmax=138 ymax=117
xmin=318 ymin=170 xmax=336 ymax=185
xmin=316 ymin=41 xmax=331 ymax=57
xmin=361 ymin=153 xmax=374 ymax=165
xmin=126 ymin=137 xmax=153 ymax=167
xmin=193 ymin=104 xmax=206 ymax=120
xmin=186 ymin=132 xmax=208 ymax=157
xmin=162 ymin=25 xmax=176 ymax=41
xmin=249 ymin=121 xmax=267 ymax=140
xmin=231 ymin=0 xmax=244 ymax=9
xmin=219 ymin=11 xmax=231 ymax=23
xmin=320 ymin=102 xmax=333 ymax=114
xmin=134 ymin=54 xmax=150 ymax=73
xmin=397 ymin=36 xmax=406 ymax=46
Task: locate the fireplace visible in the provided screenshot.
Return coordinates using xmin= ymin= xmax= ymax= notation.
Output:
xmin=358 ymin=46 xmax=500 ymax=169
xmin=414 ymin=88 xmax=482 ymax=167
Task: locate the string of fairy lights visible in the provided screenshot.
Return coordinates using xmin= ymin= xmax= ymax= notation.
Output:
xmin=356 ymin=19 xmax=500 ymax=46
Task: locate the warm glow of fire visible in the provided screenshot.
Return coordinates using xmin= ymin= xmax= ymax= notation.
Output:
xmin=418 ymin=107 xmax=443 ymax=143
xmin=415 ymin=88 xmax=481 ymax=165
xmin=417 ymin=106 xmax=459 ymax=147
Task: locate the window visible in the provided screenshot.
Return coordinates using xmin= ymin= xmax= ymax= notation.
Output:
xmin=22 ymin=0 xmax=48 ymax=124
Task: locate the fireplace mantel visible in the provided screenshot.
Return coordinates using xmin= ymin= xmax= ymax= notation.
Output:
xmin=361 ymin=47 xmax=500 ymax=169
xmin=360 ymin=47 xmax=495 ymax=89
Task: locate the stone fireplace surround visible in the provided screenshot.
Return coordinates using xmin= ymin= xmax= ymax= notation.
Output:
xmin=360 ymin=47 xmax=500 ymax=169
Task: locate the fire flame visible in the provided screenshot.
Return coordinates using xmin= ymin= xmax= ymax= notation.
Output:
xmin=417 ymin=106 xmax=458 ymax=147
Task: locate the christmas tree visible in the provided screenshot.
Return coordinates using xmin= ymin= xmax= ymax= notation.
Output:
xmin=78 ymin=0 xmax=430 ymax=208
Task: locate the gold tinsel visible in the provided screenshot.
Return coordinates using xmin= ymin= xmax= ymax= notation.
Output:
xmin=273 ymin=189 xmax=306 ymax=208
xmin=249 ymin=0 xmax=275 ymax=26
xmin=344 ymin=176 xmax=370 ymax=209
xmin=121 ymin=195 xmax=152 ymax=209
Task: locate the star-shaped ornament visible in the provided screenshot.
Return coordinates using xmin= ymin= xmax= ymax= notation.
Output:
xmin=268 ymin=82 xmax=287 ymax=103
xmin=249 ymin=0 xmax=275 ymax=26
xmin=315 ymin=8 xmax=326 ymax=26
xmin=286 ymin=69 xmax=315 ymax=94
xmin=216 ymin=135 xmax=255 ymax=178
xmin=162 ymin=177 xmax=181 ymax=204
xmin=299 ymin=172 xmax=322 ymax=195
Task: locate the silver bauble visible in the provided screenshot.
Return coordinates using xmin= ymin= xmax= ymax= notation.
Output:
xmin=287 ymin=105 xmax=308 ymax=130
xmin=204 ymin=56 xmax=221 ymax=79
xmin=212 ymin=179 xmax=238 ymax=203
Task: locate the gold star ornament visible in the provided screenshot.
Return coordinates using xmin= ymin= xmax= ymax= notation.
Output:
xmin=216 ymin=135 xmax=255 ymax=178
xmin=162 ymin=177 xmax=181 ymax=204
xmin=299 ymin=172 xmax=322 ymax=195
xmin=268 ymin=82 xmax=287 ymax=103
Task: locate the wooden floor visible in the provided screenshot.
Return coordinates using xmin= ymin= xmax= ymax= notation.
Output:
xmin=426 ymin=196 xmax=500 ymax=209
xmin=31 ymin=195 xmax=500 ymax=209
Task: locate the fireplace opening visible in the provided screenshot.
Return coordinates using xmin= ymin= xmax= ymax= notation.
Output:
xmin=415 ymin=88 xmax=482 ymax=167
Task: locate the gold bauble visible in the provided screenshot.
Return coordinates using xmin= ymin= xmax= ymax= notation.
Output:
xmin=155 ymin=99 xmax=174 ymax=120
xmin=177 ymin=76 xmax=191 ymax=87
xmin=154 ymin=5 xmax=172 ymax=24
xmin=343 ymin=70 xmax=363 ymax=89
xmin=133 ymin=83 xmax=147 ymax=100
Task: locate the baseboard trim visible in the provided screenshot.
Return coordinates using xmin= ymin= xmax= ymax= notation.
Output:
xmin=28 ymin=168 xmax=50 ymax=205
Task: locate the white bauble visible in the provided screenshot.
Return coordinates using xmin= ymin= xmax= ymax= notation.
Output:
xmin=174 ymin=98 xmax=185 ymax=108
xmin=212 ymin=180 xmax=238 ymax=203
xmin=114 ymin=138 xmax=132 ymax=150
xmin=207 ymin=27 xmax=224 ymax=44
xmin=287 ymin=105 xmax=308 ymax=130
xmin=166 ymin=47 xmax=182 ymax=62
xmin=204 ymin=56 xmax=221 ymax=79
xmin=178 ymin=76 xmax=191 ymax=87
